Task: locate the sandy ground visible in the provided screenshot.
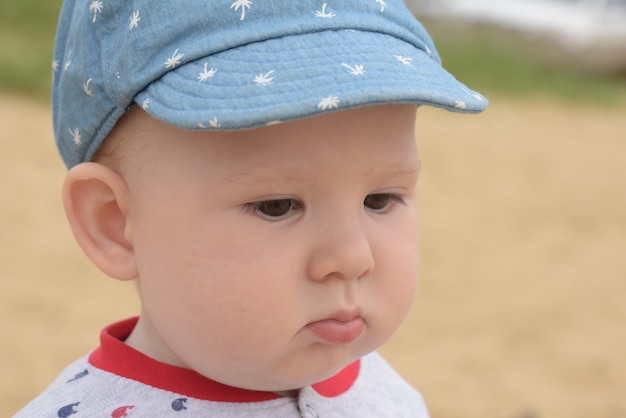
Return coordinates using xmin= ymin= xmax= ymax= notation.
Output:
xmin=1 ymin=93 xmax=625 ymax=418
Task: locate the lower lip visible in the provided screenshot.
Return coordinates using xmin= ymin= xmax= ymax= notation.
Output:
xmin=305 ymin=317 xmax=365 ymax=345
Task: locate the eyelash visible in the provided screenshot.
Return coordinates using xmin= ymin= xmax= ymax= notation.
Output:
xmin=244 ymin=193 xmax=406 ymax=221
xmin=364 ymin=193 xmax=406 ymax=212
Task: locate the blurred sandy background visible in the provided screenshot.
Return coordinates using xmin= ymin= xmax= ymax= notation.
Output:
xmin=1 ymin=92 xmax=624 ymax=417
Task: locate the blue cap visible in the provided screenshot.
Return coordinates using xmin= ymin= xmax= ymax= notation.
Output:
xmin=53 ymin=0 xmax=487 ymax=168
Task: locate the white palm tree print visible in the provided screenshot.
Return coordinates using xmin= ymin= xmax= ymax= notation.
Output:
xmin=63 ymin=50 xmax=72 ymax=72
xmin=198 ymin=63 xmax=217 ymax=82
xmin=142 ymin=98 xmax=150 ymax=110
xmin=342 ymin=63 xmax=365 ymax=75
xmin=165 ymin=49 xmax=184 ymax=69
xmin=462 ymin=87 xmax=485 ymax=102
xmin=375 ymin=0 xmax=386 ymax=12
xmin=454 ymin=100 xmax=467 ymax=110
xmin=394 ymin=55 xmax=413 ymax=66
xmin=68 ymin=127 xmax=81 ymax=146
xmin=253 ymin=70 xmax=275 ymax=85
xmin=317 ymin=96 xmax=340 ymax=110
xmin=231 ymin=0 xmax=252 ymax=21
xmin=83 ymin=78 xmax=93 ymax=97
xmin=199 ymin=118 xmax=221 ymax=128
xmin=89 ymin=0 xmax=103 ymax=23
xmin=129 ymin=10 xmax=140 ymax=30
xmin=315 ymin=3 xmax=336 ymax=18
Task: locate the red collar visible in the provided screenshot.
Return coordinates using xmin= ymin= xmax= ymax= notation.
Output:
xmin=89 ymin=317 xmax=360 ymax=402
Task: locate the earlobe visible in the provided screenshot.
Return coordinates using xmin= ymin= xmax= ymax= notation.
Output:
xmin=62 ymin=162 xmax=138 ymax=281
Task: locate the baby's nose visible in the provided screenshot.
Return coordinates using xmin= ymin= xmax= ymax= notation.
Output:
xmin=306 ymin=217 xmax=375 ymax=282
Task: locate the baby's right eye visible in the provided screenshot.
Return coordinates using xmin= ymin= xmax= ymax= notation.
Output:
xmin=245 ymin=199 xmax=302 ymax=221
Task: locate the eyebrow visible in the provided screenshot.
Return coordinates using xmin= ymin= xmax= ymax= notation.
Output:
xmin=223 ymin=159 xmax=422 ymax=185
xmin=369 ymin=160 xmax=422 ymax=180
xmin=223 ymin=166 xmax=314 ymax=187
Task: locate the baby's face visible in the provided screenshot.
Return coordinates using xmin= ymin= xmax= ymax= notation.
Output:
xmin=120 ymin=104 xmax=421 ymax=391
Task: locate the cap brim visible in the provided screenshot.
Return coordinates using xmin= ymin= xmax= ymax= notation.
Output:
xmin=135 ymin=29 xmax=487 ymax=131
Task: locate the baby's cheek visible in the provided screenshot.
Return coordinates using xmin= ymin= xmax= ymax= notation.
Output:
xmin=372 ymin=245 xmax=419 ymax=334
xmin=391 ymin=268 xmax=418 ymax=320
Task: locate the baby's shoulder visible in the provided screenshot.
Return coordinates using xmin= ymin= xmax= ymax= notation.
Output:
xmin=14 ymin=356 xmax=91 ymax=417
xmin=13 ymin=355 xmax=178 ymax=417
xmin=356 ymin=352 xmax=429 ymax=415
xmin=300 ymin=352 xmax=430 ymax=418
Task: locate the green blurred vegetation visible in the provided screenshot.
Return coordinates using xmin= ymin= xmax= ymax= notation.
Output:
xmin=425 ymin=20 xmax=626 ymax=105
xmin=0 ymin=0 xmax=63 ymax=97
xmin=0 ymin=2 xmax=625 ymax=105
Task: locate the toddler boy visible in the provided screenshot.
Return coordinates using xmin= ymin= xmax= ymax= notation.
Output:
xmin=16 ymin=0 xmax=486 ymax=416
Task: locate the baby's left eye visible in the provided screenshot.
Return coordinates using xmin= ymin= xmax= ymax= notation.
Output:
xmin=363 ymin=193 xmax=404 ymax=212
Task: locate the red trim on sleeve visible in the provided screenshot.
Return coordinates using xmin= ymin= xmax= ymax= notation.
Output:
xmin=88 ymin=317 xmax=360 ymax=402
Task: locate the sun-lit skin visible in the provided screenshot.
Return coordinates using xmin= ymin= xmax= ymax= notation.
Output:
xmin=93 ymin=104 xmax=421 ymax=393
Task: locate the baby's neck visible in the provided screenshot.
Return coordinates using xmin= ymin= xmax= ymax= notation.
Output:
xmin=274 ymin=389 xmax=300 ymax=398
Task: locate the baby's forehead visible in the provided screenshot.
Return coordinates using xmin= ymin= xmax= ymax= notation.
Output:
xmin=104 ymin=104 xmax=419 ymax=176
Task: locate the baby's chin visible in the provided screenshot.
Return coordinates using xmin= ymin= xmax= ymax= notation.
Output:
xmin=258 ymin=334 xmax=383 ymax=391
xmin=202 ymin=348 xmax=365 ymax=393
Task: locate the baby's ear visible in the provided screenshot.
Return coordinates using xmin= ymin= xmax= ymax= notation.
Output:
xmin=62 ymin=162 xmax=138 ymax=281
